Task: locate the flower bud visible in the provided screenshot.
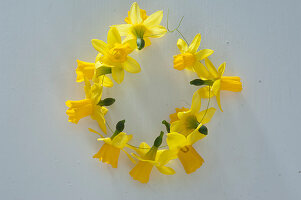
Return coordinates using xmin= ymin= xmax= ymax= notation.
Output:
xmin=162 ymin=120 xmax=170 ymax=133
xmin=198 ymin=125 xmax=208 ymax=135
xmin=98 ymin=98 xmax=115 ymax=106
xmin=137 ymin=38 xmax=145 ymax=50
xmin=154 ymin=131 xmax=164 ymax=147
xmin=116 ymin=120 xmax=125 ymax=132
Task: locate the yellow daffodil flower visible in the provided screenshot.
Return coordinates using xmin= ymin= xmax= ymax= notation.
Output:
xmin=91 ymin=27 xmax=141 ymax=84
xmin=76 ymin=60 xmax=113 ymax=87
xmin=66 ymin=79 xmax=108 ymax=133
xmin=173 ymin=34 xmax=214 ymax=71
xmin=167 ymin=131 xmax=206 ymax=174
xmin=113 ymin=2 xmax=167 ymax=50
xmin=195 ymin=58 xmax=242 ymax=111
xmin=170 ymin=92 xmax=216 ymax=136
xmin=130 ymin=134 xmax=176 ymax=183
xmin=92 ymin=129 xmax=133 ymax=168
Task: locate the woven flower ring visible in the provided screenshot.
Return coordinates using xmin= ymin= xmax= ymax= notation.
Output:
xmin=66 ymin=2 xmax=242 ymax=184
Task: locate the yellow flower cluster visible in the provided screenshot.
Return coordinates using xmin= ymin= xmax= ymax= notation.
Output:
xmin=65 ymin=2 xmax=242 ymax=184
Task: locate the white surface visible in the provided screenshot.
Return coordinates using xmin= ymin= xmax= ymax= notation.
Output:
xmin=0 ymin=0 xmax=300 ymax=199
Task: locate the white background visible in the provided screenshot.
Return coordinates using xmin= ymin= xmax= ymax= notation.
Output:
xmin=1 ymin=0 xmax=300 ymax=199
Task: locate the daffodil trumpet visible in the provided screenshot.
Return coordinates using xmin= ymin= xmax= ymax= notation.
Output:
xmin=167 ymin=125 xmax=207 ymax=174
xmin=93 ymin=120 xmax=133 ymax=168
xmin=129 ymin=132 xmax=176 ymax=183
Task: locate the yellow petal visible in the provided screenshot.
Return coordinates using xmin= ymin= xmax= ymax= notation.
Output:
xmin=188 ymin=34 xmax=201 ymax=53
xmin=216 ymin=92 xmax=223 ymax=112
xmin=91 ymin=39 xmax=108 ymax=55
xmin=157 ymin=166 xmax=175 ymax=175
xmin=112 ymin=67 xmax=125 ymax=84
xmin=124 ymin=56 xmax=141 ymax=73
xmin=92 ymin=111 xmax=107 ymax=134
xmin=218 ymin=62 xmax=226 ymax=76
xmin=177 ymin=38 xmax=188 ymax=53
xmin=123 ymin=35 xmax=137 ymax=49
xmin=113 ymin=24 xmax=131 ymax=36
xmin=192 ymin=61 xmax=210 ymax=80
xmin=107 ymin=27 xmax=121 ymax=46
xmin=212 ymin=79 xmax=221 ymax=96
xmin=98 ymin=137 xmax=112 ymax=145
xmin=196 ymin=107 xmax=216 ymax=124
xmin=122 ymin=149 xmax=136 ymax=164
xmin=111 ymin=132 xmax=130 ymax=148
xmin=187 ymin=129 xmax=206 ymax=145
xmin=98 ymin=75 xmax=114 ymax=88
xmin=169 ymin=107 xmax=189 ymax=123
xmin=205 ymin=58 xmax=219 ymax=78
xmin=170 ymin=120 xmax=185 ymax=133
xmin=191 ymin=90 xmax=201 ymax=113
xmin=145 ymin=25 xmax=167 ymax=38
xmin=129 ymin=2 xmax=142 ymax=24
xmin=166 ymin=132 xmax=187 ymax=150
xmin=197 ymin=86 xmax=213 ymax=99
xmin=143 ymin=10 xmax=163 ymax=27
xmin=144 ymin=37 xmax=152 ymax=47
xmin=88 ymin=128 xmax=105 ymax=138
xmin=157 ymin=150 xmax=178 ymax=166
xmin=195 ymin=49 xmax=214 ymax=61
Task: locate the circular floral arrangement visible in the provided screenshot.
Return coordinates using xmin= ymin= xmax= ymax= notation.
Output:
xmin=66 ymin=2 xmax=243 ymax=184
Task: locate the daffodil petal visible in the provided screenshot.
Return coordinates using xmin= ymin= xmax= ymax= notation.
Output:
xmin=192 ymin=62 xmax=210 ymax=80
xmin=91 ymin=39 xmax=108 ymax=55
xmin=212 ymin=79 xmax=221 ymax=96
xmin=216 ymin=92 xmax=223 ymax=112
xmin=145 ymin=25 xmax=167 ymax=38
xmin=107 ymin=27 xmax=121 ymax=46
xmin=188 ymin=33 xmax=201 ymax=53
xmin=170 ymin=120 xmax=185 ymax=133
xmin=112 ymin=67 xmax=125 ymax=84
xmin=157 ymin=166 xmax=175 ymax=175
xmin=98 ymin=137 xmax=112 ymax=145
xmin=129 ymin=2 xmax=142 ymax=24
xmin=205 ymin=58 xmax=219 ymax=78
xmin=124 ymin=57 xmax=141 ymax=73
xmin=88 ymin=128 xmax=105 ymax=138
xmin=113 ymin=24 xmax=131 ymax=36
xmin=122 ymin=149 xmax=136 ymax=164
xmin=144 ymin=37 xmax=151 ymax=47
xmin=191 ymin=90 xmax=201 ymax=113
xmin=195 ymin=49 xmax=214 ymax=61
xmin=157 ymin=150 xmax=178 ymax=166
xmin=187 ymin=129 xmax=206 ymax=145
xmin=177 ymin=38 xmax=188 ymax=53
xmin=166 ymin=132 xmax=187 ymax=150
xmin=99 ymin=75 xmax=114 ymax=88
xmin=196 ymin=107 xmax=216 ymax=124
xmin=197 ymin=86 xmax=213 ymax=99
xmin=218 ymin=62 xmax=226 ymax=76
xmin=112 ymin=132 xmax=129 ymax=149
xmin=143 ymin=10 xmax=163 ymax=27
xmin=137 ymin=142 xmax=151 ymax=157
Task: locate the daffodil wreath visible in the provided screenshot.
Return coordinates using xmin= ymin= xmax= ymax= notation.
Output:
xmin=66 ymin=2 xmax=243 ymax=184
